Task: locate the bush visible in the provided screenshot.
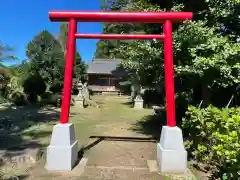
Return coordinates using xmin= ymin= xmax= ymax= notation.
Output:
xmin=23 ymin=73 xmax=46 ymax=103
xmin=0 ymin=95 xmax=8 ymax=104
xmin=49 ymin=82 xmax=63 ymax=94
xmin=11 ymin=91 xmax=27 ymax=106
xmin=41 ymin=92 xmax=62 ymax=107
xmin=182 ymin=105 xmax=240 ymax=179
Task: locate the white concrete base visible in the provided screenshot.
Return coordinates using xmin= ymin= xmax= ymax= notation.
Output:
xmin=157 ymin=126 xmax=187 ymax=173
xmin=46 ymin=123 xmax=78 ymax=171
xmin=134 ymin=99 xmax=143 ymax=109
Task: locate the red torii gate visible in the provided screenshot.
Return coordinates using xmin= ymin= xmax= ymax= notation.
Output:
xmin=47 ymin=11 xmax=192 ymax=172
xmin=49 ymin=11 xmax=193 ymax=127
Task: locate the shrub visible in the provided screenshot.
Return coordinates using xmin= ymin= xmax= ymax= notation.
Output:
xmin=23 ymin=73 xmax=46 ymax=103
xmin=49 ymin=82 xmax=63 ymax=94
xmin=11 ymin=91 xmax=27 ymax=105
xmin=40 ymin=92 xmax=62 ymax=107
xmin=0 ymin=68 xmax=11 ymax=95
xmin=182 ymin=105 xmax=240 ymax=179
xmin=4 ymin=76 xmax=27 ymax=105
xmin=0 ymin=95 xmax=8 ymax=104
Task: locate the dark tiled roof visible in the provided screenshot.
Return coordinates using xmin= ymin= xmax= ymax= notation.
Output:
xmin=87 ymin=58 xmax=123 ymax=74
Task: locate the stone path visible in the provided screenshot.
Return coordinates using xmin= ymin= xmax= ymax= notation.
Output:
xmin=23 ymin=123 xmax=196 ymax=180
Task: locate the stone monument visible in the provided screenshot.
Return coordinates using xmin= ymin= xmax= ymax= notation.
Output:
xmin=134 ymin=94 xmax=144 ymax=109
xmin=134 ymin=85 xmax=144 ymax=109
xmin=75 ymin=81 xmax=85 ymax=108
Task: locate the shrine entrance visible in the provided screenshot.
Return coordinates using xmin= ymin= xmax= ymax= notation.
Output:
xmin=46 ymin=11 xmax=192 ymax=173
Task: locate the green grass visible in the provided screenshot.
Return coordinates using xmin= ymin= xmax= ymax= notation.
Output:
xmin=70 ymin=95 xmax=152 ymax=146
xmin=0 ymin=95 xmax=152 ymax=149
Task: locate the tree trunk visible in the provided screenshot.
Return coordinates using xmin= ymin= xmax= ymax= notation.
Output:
xmin=201 ymin=84 xmax=211 ymax=106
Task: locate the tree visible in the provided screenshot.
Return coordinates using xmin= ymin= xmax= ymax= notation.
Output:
xmin=26 ymin=30 xmax=65 ymax=87
xmin=23 ymin=73 xmax=46 ymax=103
xmin=57 ymin=22 xmax=87 ymax=82
xmin=74 ymin=52 xmax=87 ymax=82
xmin=95 ymin=0 xmax=137 ymax=58
xmin=95 ymin=0 xmax=240 ymax=107
xmin=0 ymin=68 xmax=11 ymax=96
xmin=0 ymin=42 xmax=17 ymax=97
xmin=58 ymin=23 xmax=69 ymax=55
xmin=0 ymin=42 xmax=17 ymax=62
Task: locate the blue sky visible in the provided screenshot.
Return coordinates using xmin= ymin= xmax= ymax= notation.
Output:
xmin=0 ymin=0 xmax=103 ymax=66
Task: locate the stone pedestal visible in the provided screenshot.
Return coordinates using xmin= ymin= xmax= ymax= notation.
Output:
xmin=46 ymin=123 xmax=78 ymax=171
xmin=134 ymin=98 xmax=144 ymax=109
xmin=157 ymin=126 xmax=187 ymax=173
xmin=75 ymin=98 xmax=84 ymax=108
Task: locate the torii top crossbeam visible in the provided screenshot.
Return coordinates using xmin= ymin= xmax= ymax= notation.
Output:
xmin=48 ymin=10 xmax=193 ymax=127
xmin=49 ymin=11 xmax=192 ymax=23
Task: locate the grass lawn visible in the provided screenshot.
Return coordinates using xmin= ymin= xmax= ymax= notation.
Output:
xmin=0 ymin=95 xmax=154 ymax=150
xmin=70 ymin=95 xmax=154 ymax=147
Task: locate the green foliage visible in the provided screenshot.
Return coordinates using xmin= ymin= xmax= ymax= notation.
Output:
xmin=5 ymin=76 xmax=27 ymax=105
xmin=59 ymin=23 xmax=69 ymax=55
xmin=11 ymin=60 xmax=31 ymax=81
xmin=58 ymin=23 xmax=87 ymax=82
xmin=174 ymin=21 xmax=240 ymax=88
xmin=26 ymin=30 xmax=65 ymax=86
xmin=182 ymin=106 xmax=240 ymax=179
xmin=0 ymin=41 xmax=17 ymax=62
xmin=74 ymin=52 xmax=87 ymax=82
xmin=41 ymin=91 xmax=62 ymax=107
xmin=23 ymin=73 xmax=46 ymax=103
xmin=0 ymin=68 xmax=11 ymax=91
xmin=11 ymin=91 xmax=27 ymax=106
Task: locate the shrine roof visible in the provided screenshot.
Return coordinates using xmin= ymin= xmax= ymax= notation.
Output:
xmin=87 ymin=58 xmax=123 ymax=75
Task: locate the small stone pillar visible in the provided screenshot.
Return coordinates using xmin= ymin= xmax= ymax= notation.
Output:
xmin=134 ymin=95 xmax=144 ymax=109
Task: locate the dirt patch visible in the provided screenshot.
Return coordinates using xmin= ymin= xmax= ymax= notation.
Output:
xmin=85 ymin=140 xmax=156 ymax=168
xmin=78 ymin=168 xmax=164 ymax=180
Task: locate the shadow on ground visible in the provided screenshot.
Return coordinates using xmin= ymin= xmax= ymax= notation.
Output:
xmin=130 ymin=112 xmax=167 ymax=141
xmin=83 ymin=135 xmax=156 ymax=151
xmin=121 ymin=101 xmax=134 ymax=108
xmin=75 ymin=135 xmax=157 ymax=165
xmin=0 ymin=104 xmax=60 ymax=152
xmin=1 ymin=175 xmax=29 ymax=180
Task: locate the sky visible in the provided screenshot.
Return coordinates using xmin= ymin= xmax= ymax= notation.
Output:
xmin=0 ymin=0 xmax=103 ymax=66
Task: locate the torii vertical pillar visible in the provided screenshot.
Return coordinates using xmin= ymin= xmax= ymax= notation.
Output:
xmin=157 ymin=20 xmax=187 ymax=173
xmin=46 ymin=11 xmax=192 ymax=172
xmin=46 ymin=18 xmax=79 ymax=171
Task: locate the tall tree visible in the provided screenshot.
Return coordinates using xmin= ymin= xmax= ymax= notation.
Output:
xmin=74 ymin=52 xmax=87 ymax=82
xmin=95 ymin=0 xmax=240 ymax=106
xmin=94 ymin=0 xmax=136 ymax=58
xmin=26 ymin=30 xmax=65 ymax=86
xmin=58 ymin=23 xmax=69 ymax=55
xmin=0 ymin=42 xmax=17 ymax=62
xmin=58 ymin=22 xmax=87 ymax=82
